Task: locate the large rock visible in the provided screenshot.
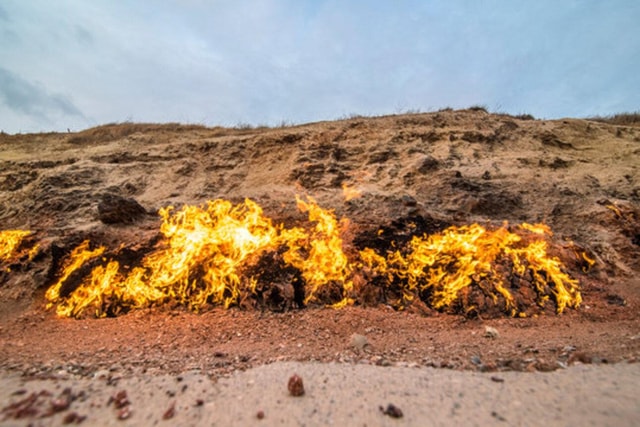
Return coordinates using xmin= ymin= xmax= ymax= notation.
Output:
xmin=97 ymin=194 xmax=148 ymax=224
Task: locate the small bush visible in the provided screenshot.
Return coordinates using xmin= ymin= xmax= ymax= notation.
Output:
xmin=467 ymin=105 xmax=489 ymax=113
xmin=514 ymin=113 xmax=536 ymax=121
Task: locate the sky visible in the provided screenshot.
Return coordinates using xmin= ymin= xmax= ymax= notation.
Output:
xmin=0 ymin=0 xmax=638 ymax=134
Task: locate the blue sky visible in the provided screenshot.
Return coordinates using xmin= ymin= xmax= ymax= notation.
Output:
xmin=1 ymin=0 xmax=638 ymax=133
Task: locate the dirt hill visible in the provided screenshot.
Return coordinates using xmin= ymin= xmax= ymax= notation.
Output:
xmin=0 ymin=110 xmax=639 ymax=424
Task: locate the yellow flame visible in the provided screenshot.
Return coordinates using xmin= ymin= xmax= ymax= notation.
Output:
xmin=45 ymin=196 xmax=356 ymax=317
xmin=519 ymin=222 xmax=552 ymax=236
xmin=362 ymin=222 xmax=581 ymax=314
xmin=45 ymin=240 xmax=106 ymax=309
xmin=43 ymin=198 xmax=583 ymax=318
xmin=605 ymin=203 xmax=622 ymax=218
xmin=580 ymin=252 xmax=596 ymax=272
xmin=341 ymin=183 xmax=362 ymax=201
xmin=283 ymin=195 xmax=353 ymax=306
xmin=0 ymin=230 xmax=32 ymax=262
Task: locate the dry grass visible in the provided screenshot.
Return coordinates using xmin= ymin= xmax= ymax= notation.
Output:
xmin=587 ymin=112 xmax=640 ymax=127
xmin=66 ymin=122 xmax=210 ymax=144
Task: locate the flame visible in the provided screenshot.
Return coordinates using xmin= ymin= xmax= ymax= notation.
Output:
xmin=341 ymin=183 xmax=362 ymax=201
xmin=361 ymin=222 xmax=582 ymax=315
xmin=0 ymin=229 xmax=39 ymax=272
xmin=45 ymin=196 xmax=355 ymax=317
xmin=283 ymin=195 xmax=353 ymax=306
xmin=0 ymin=230 xmax=33 ymax=262
xmin=519 ymin=222 xmax=552 ymax=236
xmin=45 ymin=240 xmax=106 ymax=311
xmin=42 ymin=197 xmax=585 ymax=318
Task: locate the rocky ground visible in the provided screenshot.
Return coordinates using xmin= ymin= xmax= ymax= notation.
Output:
xmin=1 ymin=109 xmax=639 ymax=425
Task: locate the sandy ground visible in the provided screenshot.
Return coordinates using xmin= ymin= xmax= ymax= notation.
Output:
xmin=1 ymin=110 xmax=639 ymax=425
xmin=1 ymin=362 xmax=638 ymax=426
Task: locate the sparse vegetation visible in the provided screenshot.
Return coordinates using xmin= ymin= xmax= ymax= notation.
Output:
xmin=513 ymin=113 xmax=536 ymax=120
xmin=467 ymin=105 xmax=489 ymax=113
xmin=67 ymin=122 xmax=209 ymax=144
xmin=586 ymin=112 xmax=640 ymax=127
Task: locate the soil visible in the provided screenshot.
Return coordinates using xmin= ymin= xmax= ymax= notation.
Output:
xmin=1 ymin=109 xmax=639 ymax=425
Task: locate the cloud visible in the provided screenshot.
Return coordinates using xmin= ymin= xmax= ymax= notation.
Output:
xmin=0 ymin=67 xmax=85 ymax=122
xmin=0 ymin=0 xmax=638 ymax=133
xmin=0 ymin=4 xmax=9 ymax=22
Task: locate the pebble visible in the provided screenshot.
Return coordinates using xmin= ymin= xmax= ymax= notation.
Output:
xmin=93 ymin=369 xmax=111 ymax=379
xmin=287 ymin=374 xmax=305 ymax=397
xmin=349 ymin=333 xmax=370 ymax=351
xmin=484 ymin=326 xmax=499 ymax=339
xmin=380 ymin=403 xmax=403 ymax=418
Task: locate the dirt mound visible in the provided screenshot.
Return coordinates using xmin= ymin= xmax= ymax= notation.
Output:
xmin=0 ymin=110 xmax=638 ymax=380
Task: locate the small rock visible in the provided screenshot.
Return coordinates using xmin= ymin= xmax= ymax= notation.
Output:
xmin=93 ymin=370 xmax=110 ymax=380
xmin=380 ymin=403 xmax=403 ymax=418
xmin=288 ymin=374 xmax=305 ymax=397
xmin=491 ymin=411 xmax=507 ymax=422
xmin=117 ymin=406 xmax=132 ymax=420
xmin=568 ymin=352 xmax=592 ymax=365
xmin=480 ymin=362 xmax=498 ymax=372
xmin=375 ymin=358 xmax=392 ymax=367
xmin=162 ymin=401 xmax=176 ymax=420
xmin=62 ymin=411 xmax=86 ymax=424
xmin=401 ymin=195 xmax=417 ymax=206
xmin=109 ymin=390 xmax=129 ymax=409
xmin=349 ymin=333 xmax=370 ymax=351
xmin=535 ymin=360 xmax=557 ymax=372
xmin=50 ymin=392 xmax=72 ymax=413
xmin=484 ymin=326 xmax=499 ymax=339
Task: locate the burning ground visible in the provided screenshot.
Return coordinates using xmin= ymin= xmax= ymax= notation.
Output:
xmin=0 ymin=110 xmax=639 ymax=424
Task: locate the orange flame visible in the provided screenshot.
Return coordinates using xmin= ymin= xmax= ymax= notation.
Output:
xmin=362 ymin=222 xmax=581 ymax=315
xmin=341 ymin=183 xmax=362 ymax=201
xmin=45 ymin=196 xmax=355 ymax=317
xmin=0 ymin=229 xmax=39 ymax=272
xmin=283 ymin=195 xmax=353 ymax=306
xmin=0 ymin=230 xmax=33 ymax=262
xmin=43 ymin=198 xmax=585 ymax=318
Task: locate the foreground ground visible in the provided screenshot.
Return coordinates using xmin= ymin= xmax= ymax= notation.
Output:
xmin=1 ymin=110 xmax=639 ymax=424
xmin=1 ymin=361 xmax=638 ymax=426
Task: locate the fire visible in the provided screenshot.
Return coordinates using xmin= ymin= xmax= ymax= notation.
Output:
xmin=45 ymin=240 xmax=106 ymax=315
xmin=283 ymin=196 xmax=353 ymax=307
xmin=361 ymin=223 xmax=581 ymax=315
xmin=1 ymin=230 xmax=32 ymax=262
xmin=45 ymin=196 xmax=355 ymax=317
xmin=341 ymin=183 xmax=362 ymax=201
xmin=0 ymin=229 xmax=39 ymax=269
xmin=42 ymin=197 xmax=585 ymax=318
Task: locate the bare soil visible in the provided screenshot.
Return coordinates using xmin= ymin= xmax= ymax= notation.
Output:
xmin=0 ymin=110 xmax=639 ymax=424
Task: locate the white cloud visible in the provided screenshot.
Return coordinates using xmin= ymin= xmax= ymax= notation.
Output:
xmin=0 ymin=0 xmax=638 ymax=133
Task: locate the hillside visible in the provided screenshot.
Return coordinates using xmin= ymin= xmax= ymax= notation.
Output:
xmin=0 ymin=110 xmax=639 ymax=425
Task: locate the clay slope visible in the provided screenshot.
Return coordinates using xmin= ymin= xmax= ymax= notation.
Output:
xmin=0 ymin=110 xmax=638 ymax=313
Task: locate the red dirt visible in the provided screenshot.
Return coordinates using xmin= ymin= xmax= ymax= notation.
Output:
xmin=1 ymin=110 xmax=639 ymax=379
